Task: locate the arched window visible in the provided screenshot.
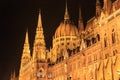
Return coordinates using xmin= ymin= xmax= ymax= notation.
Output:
xmin=97 ymin=34 xmax=100 ymax=41
xmin=112 ymin=29 xmax=116 ymax=44
xmin=86 ymin=39 xmax=91 ymax=47
xmin=40 ymin=70 xmax=43 ymax=78
xmin=92 ymin=37 xmax=96 ymax=44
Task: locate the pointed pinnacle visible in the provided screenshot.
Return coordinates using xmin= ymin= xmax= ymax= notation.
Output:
xmin=37 ymin=9 xmax=42 ymax=28
xmin=64 ymin=0 xmax=70 ymax=20
xmin=79 ymin=8 xmax=82 ymax=20
xmin=25 ymin=29 xmax=29 ymax=44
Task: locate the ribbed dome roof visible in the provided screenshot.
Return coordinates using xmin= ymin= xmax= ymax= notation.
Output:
xmin=54 ymin=0 xmax=78 ymax=38
xmin=55 ymin=21 xmax=78 ymax=38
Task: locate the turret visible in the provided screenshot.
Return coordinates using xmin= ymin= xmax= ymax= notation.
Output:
xmin=96 ymin=0 xmax=101 ymax=17
xmin=103 ymin=0 xmax=112 ymax=15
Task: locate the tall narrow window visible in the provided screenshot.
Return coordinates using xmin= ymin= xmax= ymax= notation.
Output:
xmin=104 ymin=38 xmax=107 ymax=47
xmin=104 ymin=34 xmax=107 ymax=47
xmin=112 ymin=29 xmax=116 ymax=44
xmin=113 ymin=50 xmax=118 ymax=56
xmin=97 ymin=34 xmax=100 ymax=41
xmin=92 ymin=37 xmax=96 ymax=44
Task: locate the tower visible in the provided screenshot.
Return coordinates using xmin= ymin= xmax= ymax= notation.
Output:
xmin=32 ymin=10 xmax=47 ymax=80
xmin=32 ymin=10 xmax=46 ymax=61
xmin=19 ymin=29 xmax=31 ymax=80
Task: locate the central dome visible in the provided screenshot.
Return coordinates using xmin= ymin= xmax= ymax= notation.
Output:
xmin=54 ymin=2 xmax=78 ymax=38
xmin=55 ymin=21 xmax=78 ymax=38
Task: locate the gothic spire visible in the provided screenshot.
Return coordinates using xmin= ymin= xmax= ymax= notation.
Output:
xmin=21 ymin=29 xmax=31 ymax=66
xmin=34 ymin=10 xmax=45 ymax=45
xmin=32 ymin=10 xmax=46 ymax=61
xmin=23 ymin=29 xmax=30 ymax=57
xmin=19 ymin=29 xmax=31 ymax=80
xmin=25 ymin=29 xmax=29 ymax=44
xmin=64 ymin=0 xmax=70 ymax=21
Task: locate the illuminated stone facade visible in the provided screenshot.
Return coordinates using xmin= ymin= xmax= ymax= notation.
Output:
xmin=12 ymin=0 xmax=120 ymax=80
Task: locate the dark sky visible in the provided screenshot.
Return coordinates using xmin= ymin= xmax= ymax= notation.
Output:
xmin=0 ymin=0 xmax=96 ymax=80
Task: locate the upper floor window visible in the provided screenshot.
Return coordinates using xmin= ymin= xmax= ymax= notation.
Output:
xmin=92 ymin=37 xmax=96 ymax=44
xmin=97 ymin=34 xmax=100 ymax=41
xmin=112 ymin=29 xmax=116 ymax=44
xmin=40 ymin=70 xmax=43 ymax=77
xmin=86 ymin=39 xmax=91 ymax=47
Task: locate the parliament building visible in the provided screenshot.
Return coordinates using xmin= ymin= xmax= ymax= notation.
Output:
xmin=10 ymin=0 xmax=120 ymax=80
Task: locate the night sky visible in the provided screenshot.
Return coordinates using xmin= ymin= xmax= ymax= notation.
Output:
xmin=0 ymin=0 xmax=96 ymax=80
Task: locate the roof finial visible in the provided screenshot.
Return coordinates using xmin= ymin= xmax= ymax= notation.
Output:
xmin=78 ymin=7 xmax=84 ymax=32
xmin=79 ymin=8 xmax=82 ymax=21
xmin=37 ymin=9 xmax=42 ymax=28
xmin=25 ymin=28 xmax=29 ymax=44
xmin=64 ymin=0 xmax=70 ymax=21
